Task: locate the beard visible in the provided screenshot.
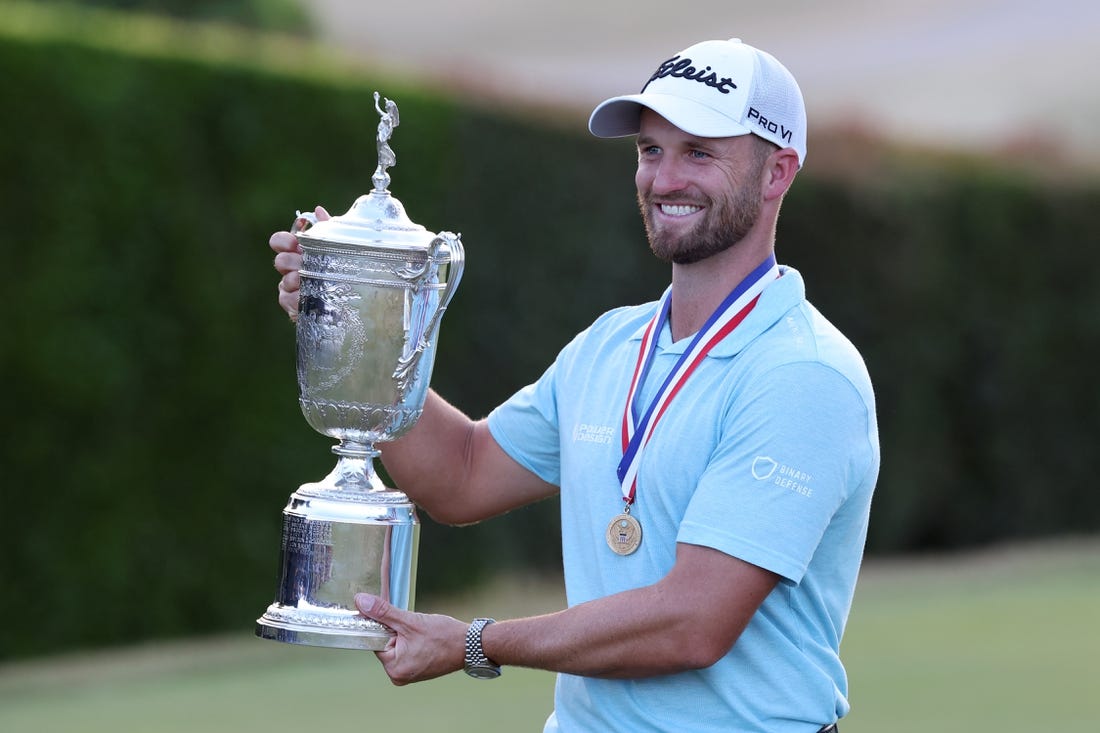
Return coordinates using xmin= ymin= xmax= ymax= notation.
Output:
xmin=638 ymin=178 xmax=762 ymax=265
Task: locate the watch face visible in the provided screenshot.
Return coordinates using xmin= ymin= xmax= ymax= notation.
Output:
xmin=466 ymin=664 xmax=501 ymax=680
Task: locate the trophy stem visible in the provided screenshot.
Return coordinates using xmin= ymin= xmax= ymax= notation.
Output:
xmin=315 ymin=439 xmax=388 ymax=494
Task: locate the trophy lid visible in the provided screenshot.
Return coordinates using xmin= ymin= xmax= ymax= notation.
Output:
xmin=296 ymin=92 xmax=442 ymax=254
xmin=300 ymin=190 xmax=436 ymax=252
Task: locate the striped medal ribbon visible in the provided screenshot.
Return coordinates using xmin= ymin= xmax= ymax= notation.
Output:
xmin=606 ymin=255 xmax=780 ymax=556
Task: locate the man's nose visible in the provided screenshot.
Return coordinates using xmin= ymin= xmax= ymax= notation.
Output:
xmin=650 ymin=157 xmax=689 ymax=194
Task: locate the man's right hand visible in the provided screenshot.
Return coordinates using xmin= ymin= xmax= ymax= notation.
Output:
xmin=270 ymin=205 xmax=330 ymax=320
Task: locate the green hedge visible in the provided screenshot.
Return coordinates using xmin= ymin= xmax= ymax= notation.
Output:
xmin=781 ymin=171 xmax=1100 ymax=551
xmin=2 ymin=7 xmax=1098 ymax=659
xmin=54 ymin=0 xmax=313 ymax=34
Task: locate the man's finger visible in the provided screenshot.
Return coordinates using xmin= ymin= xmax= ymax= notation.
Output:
xmin=269 ymin=230 xmax=300 ymax=253
xmin=355 ymin=593 xmax=402 ymax=631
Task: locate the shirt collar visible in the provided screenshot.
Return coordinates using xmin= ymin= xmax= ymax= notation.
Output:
xmin=629 ymin=266 xmax=805 ymax=357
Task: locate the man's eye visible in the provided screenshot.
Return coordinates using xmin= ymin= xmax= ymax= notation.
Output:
xmin=689 ymin=149 xmax=709 ymax=159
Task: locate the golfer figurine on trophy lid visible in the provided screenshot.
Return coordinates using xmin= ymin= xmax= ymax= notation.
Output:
xmin=256 ymin=93 xmax=465 ymax=650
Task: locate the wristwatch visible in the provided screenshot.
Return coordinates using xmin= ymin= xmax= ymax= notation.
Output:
xmin=464 ymin=617 xmax=501 ymax=679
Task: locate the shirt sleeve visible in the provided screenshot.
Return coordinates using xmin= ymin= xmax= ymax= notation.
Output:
xmin=677 ymin=361 xmax=876 ymax=584
xmin=487 ymin=360 xmax=564 ymax=487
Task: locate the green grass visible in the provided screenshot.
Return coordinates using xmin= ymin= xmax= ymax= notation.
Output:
xmin=841 ymin=537 xmax=1100 ymax=731
xmin=1 ymin=539 xmax=1097 ymax=732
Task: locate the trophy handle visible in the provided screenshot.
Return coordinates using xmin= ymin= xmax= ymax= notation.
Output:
xmin=392 ymin=231 xmax=465 ymax=390
xmin=291 ymin=209 xmax=318 ymax=234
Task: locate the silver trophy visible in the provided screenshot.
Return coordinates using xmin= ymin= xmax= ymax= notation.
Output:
xmin=256 ymin=93 xmax=464 ymax=650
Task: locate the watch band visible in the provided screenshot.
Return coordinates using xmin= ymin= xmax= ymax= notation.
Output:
xmin=464 ymin=617 xmax=501 ymax=679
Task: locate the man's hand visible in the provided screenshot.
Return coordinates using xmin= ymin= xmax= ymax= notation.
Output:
xmin=269 ymin=205 xmax=329 ymax=320
xmin=355 ymin=593 xmax=468 ymax=685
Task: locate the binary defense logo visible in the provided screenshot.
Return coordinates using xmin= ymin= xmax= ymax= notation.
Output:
xmin=752 ymin=456 xmax=778 ymax=480
xmin=753 ymin=456 xmax=814 ymax=497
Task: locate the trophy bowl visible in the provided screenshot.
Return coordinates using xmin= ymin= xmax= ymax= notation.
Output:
xmin=256 ymin=94 xmax=464 ymax=650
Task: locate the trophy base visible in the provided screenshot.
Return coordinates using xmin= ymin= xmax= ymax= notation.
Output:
xmin=255 ymin=604 xmax=393 ymax=651
xmin=255 ymin=485 xmax=419 ymax=651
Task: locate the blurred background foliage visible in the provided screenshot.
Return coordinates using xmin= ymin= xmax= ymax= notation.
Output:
xmin=2 ymin=1 xmax=1098 ymax=660
xmin=38 ymin=0 xmax=315 ymax=34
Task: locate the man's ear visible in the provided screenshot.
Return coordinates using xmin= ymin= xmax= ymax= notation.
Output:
xmin=762 ymin=148 xmax=800 ymax=202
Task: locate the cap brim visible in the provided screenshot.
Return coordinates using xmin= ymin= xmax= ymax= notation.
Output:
xmin=588 ymin=93 xmax=752 ymax=139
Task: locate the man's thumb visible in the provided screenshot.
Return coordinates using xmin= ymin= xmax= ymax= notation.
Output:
xmin=355 ymin=593 xmax=398 ymax=627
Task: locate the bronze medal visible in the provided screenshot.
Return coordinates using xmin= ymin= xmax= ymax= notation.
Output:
xmin=606 ymin=512 xmax=642 ymax=555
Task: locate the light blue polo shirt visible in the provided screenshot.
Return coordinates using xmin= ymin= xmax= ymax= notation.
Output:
xmin=487 ymin=266 xmax=879 ymax=733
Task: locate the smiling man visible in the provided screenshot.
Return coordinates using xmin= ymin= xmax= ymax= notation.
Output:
xmin=272 ymin=37 xmax=880 ymax=733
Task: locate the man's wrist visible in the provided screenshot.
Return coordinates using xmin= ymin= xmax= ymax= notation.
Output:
xmin=464 ymin=617 xmax=502 ymax=679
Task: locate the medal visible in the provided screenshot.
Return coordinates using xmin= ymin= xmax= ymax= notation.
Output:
xmin=606 ymin=511 xmax=642 ymax=555
xmin=611 ymin=256 xmax=779 ymax=556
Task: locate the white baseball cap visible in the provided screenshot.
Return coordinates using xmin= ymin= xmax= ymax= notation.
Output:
xmin=589 ymin=38 xmax=807 ymax=166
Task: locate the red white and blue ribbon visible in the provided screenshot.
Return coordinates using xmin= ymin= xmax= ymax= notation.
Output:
xmin=617 ymin=255 xmax=780 ymax=508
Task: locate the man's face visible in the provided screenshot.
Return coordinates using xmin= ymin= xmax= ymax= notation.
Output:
xmin=634 ymin=109 xmax=768 ymax=265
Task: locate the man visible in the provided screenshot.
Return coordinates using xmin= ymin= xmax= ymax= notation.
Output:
xmin=271 ymin=38 xmax=879 ymax=733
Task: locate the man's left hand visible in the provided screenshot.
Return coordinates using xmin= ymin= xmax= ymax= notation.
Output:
xmin=354 ymin=593 xmax=468 ymax=685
